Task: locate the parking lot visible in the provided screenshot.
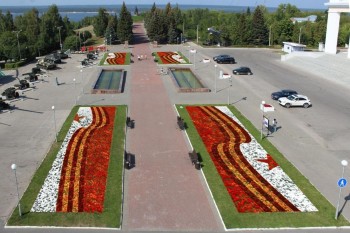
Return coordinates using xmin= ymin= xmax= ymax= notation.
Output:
xmin=1 ymin=42 xmax=350 ymax=232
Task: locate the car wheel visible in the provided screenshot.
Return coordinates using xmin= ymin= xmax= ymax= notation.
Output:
xmin=303 ymin=103 xmax=309 ymax=108
xmin=249 ymin=72 xmax=252 ymax=75
xmin=285 ymin=103 xmax=291 ymax=108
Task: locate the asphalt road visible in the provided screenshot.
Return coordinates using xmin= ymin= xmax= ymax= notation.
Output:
xmin=1 ymin=44 xmax=350 ymax=233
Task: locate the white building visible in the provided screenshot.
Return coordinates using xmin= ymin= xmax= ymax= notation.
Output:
xmin=282 ymin=42 xmax=306 ymax=54
xmin=324 ymin=0 xmax=350 ymax=54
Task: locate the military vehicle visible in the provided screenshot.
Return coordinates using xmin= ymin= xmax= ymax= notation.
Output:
xmin=14 ymin=79 xmax=30 ymax=90
xmin=36 ymin=59 xmax=56 ymax=70
xmin=87 ymin=53 xmax=98 ymax=60
xmin=1 ymin=87 xmax=20 ymax=100
xmin=0 ymin=100 xmax=11 ymax=112
xmin=57 ymin=51 xmax=69 ymax=59
xmin=45 ymin=54 xmax=61 ymax=64
xmin=32 ymin=67 xmax=41 ymax=74
xmin=22 ymin=72 xmax=39 ymax=82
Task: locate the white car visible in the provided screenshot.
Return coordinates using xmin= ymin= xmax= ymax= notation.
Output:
xmin=278 ymin=94 xmax=311 ymax=108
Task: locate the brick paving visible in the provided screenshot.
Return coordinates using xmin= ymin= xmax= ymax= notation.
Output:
xmin=122 ymin=23 xmax=223 ymax=231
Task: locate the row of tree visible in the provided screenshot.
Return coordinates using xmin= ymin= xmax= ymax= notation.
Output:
xmin=143 ymin=3 xmax=334 ymax=47
xmin=0 ymin=2 xmax=133 ymax=62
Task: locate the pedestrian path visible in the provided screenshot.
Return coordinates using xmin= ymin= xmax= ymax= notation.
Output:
xmin=122 ymin=23 xmax=222 ymax=231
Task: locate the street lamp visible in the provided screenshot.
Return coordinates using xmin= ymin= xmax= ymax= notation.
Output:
xmin=269 ymin=25 xmax=272 ymax=47
xmin=214 ymin=64 xmax=217 ymax=93
xmin=57 ymin=26 xmax=63 ymax=51
xmin=11 ymin=164 xmax=22 ymax=217
xmin=227 ymin=77 xmax=232 ymax=105
xmin=12 ymin=30 xmax=22 ymax=61
xmin=73 ymin=78 xmax=76 ymax=105
xmin=335 ymin=160 xmax=348 ymax=219
xmin=298 ymin=26 xmax=303 ymax=44
xmin=52 ymin=106 xmax=57 ymax=142
xmin=261 ymin=101 xmax=265 ymax=140
xmin=80 ymin=69 xmax=84 ymax=94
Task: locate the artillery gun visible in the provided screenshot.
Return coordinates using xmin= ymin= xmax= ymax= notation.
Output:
xmin=0 ymin=100 xmax=11 ymax=112
xmin=22 ymin=72 xmax=39 ymax=82
xmin=1 ymin=87 xmax=20 ymax=100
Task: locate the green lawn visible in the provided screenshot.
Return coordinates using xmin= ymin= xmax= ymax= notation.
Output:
xmin=7 ymin=105 xmax=126 ymax=228
xmin=176 ymin=104 xmax=350 ymax=229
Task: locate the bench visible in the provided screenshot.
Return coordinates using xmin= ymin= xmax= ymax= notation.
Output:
xmin=189 ymin=149 xmax=201 ymax=170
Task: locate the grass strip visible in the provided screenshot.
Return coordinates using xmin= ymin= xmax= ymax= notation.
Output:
xmin=176 ymin=104 xmax=349 ymax=229
xmin=7 ymin=105 xmax=126 ymax=228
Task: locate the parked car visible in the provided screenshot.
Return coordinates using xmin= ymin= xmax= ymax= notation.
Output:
xmin=278 ymin=94 xmax=311 ymax=108
xmin=213 ymin=54 xmax=230 ymax=61
xmin=271 ymin=89 xmax=298 ymax=100
xmin=216 ymin=56 xmax=235 ymax=64
xmin=233 ymin=67 xmax=253 ymax=75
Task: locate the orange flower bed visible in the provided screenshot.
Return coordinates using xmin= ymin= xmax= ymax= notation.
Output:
xmin=56 ymin=106 xmax=116 ymax=212
xmin=157 ymin=51 xmax=184 ymax=64
xmin=187 ymin=106 xmax=300 ymax=213
xmin=106 ymin=52 xmax=126 ymax=65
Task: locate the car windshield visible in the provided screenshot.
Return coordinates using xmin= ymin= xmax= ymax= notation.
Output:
xmin=287 ymin=95 xmax=296 ymax=100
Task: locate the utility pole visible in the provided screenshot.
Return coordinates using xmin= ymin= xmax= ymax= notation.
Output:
xmin=57 ymin=26 xmax=63 ymax=51
xmin=12 ymin=30 xmax=22 ymax=61
xmin=197 ymin=25 xmax=199 ymax=44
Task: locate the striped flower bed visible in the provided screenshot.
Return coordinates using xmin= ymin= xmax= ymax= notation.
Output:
xmin=186 ymin=106 xmax=317 ymax=213
xmin=104 ymin=52 xmax=126 ymax=65
xmin=31 ymin=106 xmax=116 ymax=213
xmin=157 ymin=51 xmax=187 ymax=64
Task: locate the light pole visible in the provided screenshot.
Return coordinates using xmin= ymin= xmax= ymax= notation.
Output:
xmin=52 ymin=105 xmax=57 ymax=142
xmin=298 ymin=26 xmax=303 ymax=44
xmin=261 ymin=101 xmax=265 ymax=140
xmin=269 ymin=26 xmax=272 ymax=47
xmin=73 ymin=78 xmax=76 ymax=105
xmin=214 ymin=64 xmax=217 ymax=93
xmin=227 ymin=77 xmax=232 ymax=105
xmin=80 ymin=69 xmax=84 ymax=94
xmin=13 ymin=30 xmax=22 ymax=61
xmin=57 ymin=26 xmax=63 ymax=51
xmin=335 ymin=160 xmax=348 ymax=219
xmin=11 ymin=164 xmax=22 ymax=217
xmin=196 ymin=25 xmax=199 ymax=44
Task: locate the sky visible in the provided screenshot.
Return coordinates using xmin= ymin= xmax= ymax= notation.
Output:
xmin=0 ymin=0 xmax=328 ymax=9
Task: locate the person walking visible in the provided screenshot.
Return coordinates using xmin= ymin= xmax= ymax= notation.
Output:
xmin=272 ymin=118 xmax=277 ymax=132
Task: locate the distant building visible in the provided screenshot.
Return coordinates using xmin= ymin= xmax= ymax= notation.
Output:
xmin=290 ymin=15 xmax=317 ymax=24
xmin=282 ymin=42 xmax=306 ymax=54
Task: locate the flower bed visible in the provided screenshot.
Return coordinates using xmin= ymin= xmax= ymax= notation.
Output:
xmin=157 ymin=51 xmax=187 ymax=64
xmin=104 ymin=52 xmax=126 ymax=65
xmin=186 ymin=105 xmax=317 ymax=213
xmin=31 ymin=106 xmax=116 ymax=213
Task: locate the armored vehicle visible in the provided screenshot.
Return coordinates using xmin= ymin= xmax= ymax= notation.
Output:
xmin=36 ymin=59 xmax=56 ymax=70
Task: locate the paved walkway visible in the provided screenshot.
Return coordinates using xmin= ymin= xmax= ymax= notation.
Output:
xmin=122 ymin=24 xmax=222 ymax=231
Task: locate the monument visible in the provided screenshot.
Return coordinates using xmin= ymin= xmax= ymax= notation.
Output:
xmin=324 ymin=0 xmax=350 ymax=54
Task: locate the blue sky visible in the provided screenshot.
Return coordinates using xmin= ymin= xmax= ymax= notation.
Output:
xmin=0 ymin=0 xmax=328 ymax=9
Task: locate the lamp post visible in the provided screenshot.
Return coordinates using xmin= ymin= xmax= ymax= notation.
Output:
xmin=13 ymin=30 xmax=22 ymax=61
xmin=52 ymin=106 xmax=57 ymax=142
xmin=196 ymin=25 xmax=199 ymax=44
xmin=214 ymin=64 xmax=217 ymax=93
xmin=298 ymin=26 xmax=303 ymax=44
xmin=227 ymin=77 xmax=232 ymax=105
xmin=335 ymin=160 xmax=348 ymax=219
xmin=80 ymin=69 xmax=84 ymax=94
xmin=57 ymin=26 xmax=63 ymax=51
xmin=269 ymin=25 xmax=272 ymax=47
xmin=261 ymin=101 xmax=265 ymax=140
xmin=73 ymin=78 xmax=76 ymax=105
xmin=11 ymin=164 xmax=22 ymax=217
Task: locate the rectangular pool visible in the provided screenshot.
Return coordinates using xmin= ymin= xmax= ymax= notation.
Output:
xmin=169 ymin=68 xmax=209 ymax=92
xmin=92 ymin=69 xmax=124 ymax=94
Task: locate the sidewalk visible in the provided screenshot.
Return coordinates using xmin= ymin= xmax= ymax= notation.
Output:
xmin=122 ymin=23 xmax=223 ymax=231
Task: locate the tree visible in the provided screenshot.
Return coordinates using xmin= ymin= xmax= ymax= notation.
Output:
xmin=134 ymin=6 xmax=139 ymax=16
xmin=251 ymin=6 xmax=269 ymax=45
xmin=117 ymin=2 xmax=133 ymax=43
xmin=93 ymin=8 xmax=109 ymax=37
xmin=0 ymin=11 xmax=14 ymax=32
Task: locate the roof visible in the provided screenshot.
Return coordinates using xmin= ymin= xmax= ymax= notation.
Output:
xmin=291 ymin=15 xmax=317 ymax=23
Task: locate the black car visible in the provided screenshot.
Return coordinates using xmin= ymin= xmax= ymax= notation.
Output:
xmin=216 ymin=56 xmax=235 ymax=64
xmin=271 ymin=89 xmax=298 ymax=100
xmin=213 ymin=54 xmax=230 ymax=61
xmin=233 ymin=67 xmax=253 ymax=75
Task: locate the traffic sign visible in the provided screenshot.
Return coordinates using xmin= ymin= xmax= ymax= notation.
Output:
xmin=338 ymin=178 xmax=347 ymax=188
